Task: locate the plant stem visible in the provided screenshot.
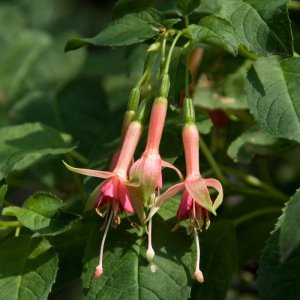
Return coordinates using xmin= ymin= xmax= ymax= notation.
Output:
xmin=0 ymin=220 xmax=21 ymax=227
xmin=238 ymin=45 xmax=259 ymax=61
xmin=164 ymin=31 xmax=182 ymax=74
xmin=199 ymin=137 xmax=228 ymax=184
xmin=221 ymin=165 xmax=288 ymax=202
xmin=227 ymin=185 xmax=286 ymax=203
xmin=160 ymin=34 xmax=167 ymax=71
xmin=233 ymin=207 xmax=281 ymax=227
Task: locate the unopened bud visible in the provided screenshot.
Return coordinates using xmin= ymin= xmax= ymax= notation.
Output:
xmin=148 ymin=42 xmax=161 ymax=52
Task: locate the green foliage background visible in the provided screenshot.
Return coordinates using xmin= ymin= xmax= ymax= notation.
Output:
xmin=1 ymin=0 xmax=300 ymax=299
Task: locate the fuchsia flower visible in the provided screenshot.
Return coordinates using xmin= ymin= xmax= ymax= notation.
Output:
xmin=129 ymin=97 xmax=182 ymax=262
xmin=63 ymin=121 xmax=143 ymax=278
xmin=149 ymin=123 xmax=223 ymax=283
xmin=130 ymin=97 xmax=182 ymax=203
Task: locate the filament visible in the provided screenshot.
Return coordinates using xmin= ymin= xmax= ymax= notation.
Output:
xmin=146 ymin=217 xmax=155 ymax=262
xmin=193 ymin=226 xmax=204 ymax=283
xmin=95 ymin=210 xmax=114 ymax=278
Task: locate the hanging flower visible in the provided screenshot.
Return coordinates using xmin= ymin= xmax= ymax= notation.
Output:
xmin=64 ymin=120 xmax=144 ymax=278
xmin=148 ymin=123 xmax=223 ymax=282
xmin=129 ymin=96 xmax=182 ymax=262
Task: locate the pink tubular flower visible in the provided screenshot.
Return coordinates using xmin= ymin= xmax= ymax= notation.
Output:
xmin=129 ymin=97 xmax=182 ymax=262
xmin=130 ymin=97 xmax=182 ymax=205
xmin=63 ymin=120 xmax=143 ymax=278
xmin=149 ymin=123 xmax=223 ymax=283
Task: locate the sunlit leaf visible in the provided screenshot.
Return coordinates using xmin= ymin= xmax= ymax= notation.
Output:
xmin=2 ymin=192 xmax=80 ymax=235
xmin=65 ymin=9 xmax=162 ymax=51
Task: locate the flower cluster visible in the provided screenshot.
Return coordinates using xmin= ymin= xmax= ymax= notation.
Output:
xmin=64 ymin=39 xmax=224 ymax=283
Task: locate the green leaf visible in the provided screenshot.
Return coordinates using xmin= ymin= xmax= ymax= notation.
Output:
xmin=278 ymin=188 xmax=300 ymax=262
xmin=113 ymin=0 xmax=155 ymax=18
xmin=177 ymin=0 xmax=201 ymax=16
xmin=191 ymin=221 xmax=238 ymax=300
xmin=48 ymin=221 xmax=91 ymax=290
xmin=0 ymin=235 xmax=58 ymax=300
xmin=245 ymin=56 xmax=300 ymax=142
xmin=57 ymin=78 xmax=110 ymax=154
xmin=2 ymin=192 xmax=80 ymax=235
xmin=257 ymin=230 xmax=300 ymax=300
xmin=0 ymin=29 xmax=51 ymax=101
xmin=185 ymin=16 xmax=239 ymax=55
xmin=193 ymin=59 xmax=250 ymax=110
xmin=65 ymin=10 xmax=162 ymax=51
xmin=169 ymin=55 xmax=189 ymax=101
xmin=0 ymin=122 xmax=74 ymax=180
xmin=0 ymin=184 xmax=7 ymax=206
xmin=217 ymin=0 xmax=293 ymax=56
xmin=82 ymin=210 xmax=193 ymax=299
xmin=227 ymin=128 xmax=278 ymax=163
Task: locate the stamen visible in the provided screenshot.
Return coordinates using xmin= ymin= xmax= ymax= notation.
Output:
xmin=146 ymin=217 xmax=155 ymax=262
xmin=95 ymin=210 xmax=114 ymax=279
xmin=193 ymin=227 xmax=204 ymax=283
xmin=96 ymin=208 xmax=107 ymax=218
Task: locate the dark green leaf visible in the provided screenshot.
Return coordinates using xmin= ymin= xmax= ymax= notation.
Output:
xmin=160 ymin=129 xmax=182 ymax=164
xmin=49 ymin=221 xmax=91 ymax=290
xmin=65 ymin=10 xmax=162 ymax=51
xmin=57 ymin=78 xmax=110 ymax=154
xmin=278 ymin=188 xmax=300 ymax=262
xmin=113 ymin=0 xmax=155 ymax=18
xmin=185 ymin=16 xmax=239 ymax=55
xmin=82 ymin=209 xmax=193 ymax=299
xmin=0 ymin=30 xmax=51 ymax=100
xmin=0 ymin=123 xmax=74 ymax=180
xmin=258 ymin=230 xmax=300 ymax=300
xmin=0 ymin=235 xmax=58 ymax=300
xmin=215 ymin=0 xmax=293 ymax=56
xmin=177 ymin=0 xmax=201 ymax=16
xmin=2 ymin=192 xmax=80 ymax=235
xmin=245 ymin=56 xmax=300 ymax=142
xmin=169 ymin=55 xmax=188 ymax=101
xmin=0 ymin=184 xmax=7 ymax=206
xmin=191 ymin=221 xmax=238 ymax=300
xmin=227 ymin=128 xmax=278 ymax=163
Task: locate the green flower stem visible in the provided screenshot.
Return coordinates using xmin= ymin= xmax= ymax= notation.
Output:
xmin=133 ymin=97 xmax=152 ymax=124
xmin=15 ymin=226 xmax=21 ymax=237
xmin=198 ymin=137 xmax=228 ymax=184
xmin=183 ymin=97 xmax=195 ymax=123
xmin=163 ymin=31 xmax=182 ymax=75
xmin=228 ymin=185 xmax=286 ymax=203
xmin=0 ymin=220 xmax=21 ymax=228
xmin=160 ymin=34 xmax=167 ymax=70
xmin=221 ymin=165 xmax=288 ymax=202
xmin=238 ymin=45 xmax=259 ymax=61
xmin=233 ymin=207 xmax=281 ymax=227
xmin=185 ymin=50 xmax=191 ymax=98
